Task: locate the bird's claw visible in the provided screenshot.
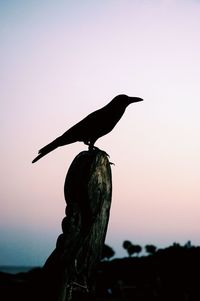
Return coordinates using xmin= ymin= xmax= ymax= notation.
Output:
xmin=88 ymin=145 xmax=110 ymax=158
xmin=101 ymin=149 xmax=110 ymax=158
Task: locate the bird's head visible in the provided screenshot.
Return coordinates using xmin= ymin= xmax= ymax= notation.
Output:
xmin=114 ymin=94 xmax=143 ymax=106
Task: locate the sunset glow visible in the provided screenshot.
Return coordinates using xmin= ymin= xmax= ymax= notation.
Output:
xmin=1 ymin=0 xmax=200 ymax=265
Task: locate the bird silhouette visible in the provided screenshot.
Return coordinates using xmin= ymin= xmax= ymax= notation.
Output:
xmin=32 ymin=94 xmax=143 ymax=163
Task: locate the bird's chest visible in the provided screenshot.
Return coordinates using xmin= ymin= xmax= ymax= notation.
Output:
xmin=96 ymin=109 xmax=125 ymax=135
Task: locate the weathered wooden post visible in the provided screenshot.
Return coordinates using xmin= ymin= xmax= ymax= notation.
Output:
xmin=42 ymin=149 xmax=112 ymax=301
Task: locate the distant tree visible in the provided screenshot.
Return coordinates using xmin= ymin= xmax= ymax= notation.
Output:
xmin=122 ymin=241 xmax=142 ymax=257
xmin=172 ymin=242 xmax=181 ymax=248
xmin=184 ymin=240 xmax=192 ymax=249
xmin=145 ymin=244 xmax=157 ymax=255
xmin=126 ymin=244 xmax=135 ymax=257
xmin=101 ymin=244 xmax=115 ymax=260
xmin=123 ymin=240 xmax=132 ymax=250
xmin=122 ymin=240 xmax=132 ymax=257
xmin=132 ymin=244 xmax=142 ymax=256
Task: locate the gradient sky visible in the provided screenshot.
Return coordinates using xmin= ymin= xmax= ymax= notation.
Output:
xmin=1 ymin=0 xmax=200 ymax=266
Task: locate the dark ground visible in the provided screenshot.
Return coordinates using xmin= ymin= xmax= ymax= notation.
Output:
xmin=1 ymin=245 xmax=200 ymax=300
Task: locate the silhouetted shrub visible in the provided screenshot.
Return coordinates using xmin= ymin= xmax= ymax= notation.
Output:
xmin=101 ymin=244 xmax=115 ymax=260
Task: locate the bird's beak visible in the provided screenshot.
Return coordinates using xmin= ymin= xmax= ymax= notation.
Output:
xmin=128 ymin=97 xmax=143 ymax=103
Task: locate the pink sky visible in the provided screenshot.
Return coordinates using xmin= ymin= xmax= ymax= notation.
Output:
xmin=1 ymin=0 xmax=200 ymax=265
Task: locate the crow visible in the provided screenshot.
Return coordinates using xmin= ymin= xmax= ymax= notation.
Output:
xmin=32 ymin=94 xmax=143 ymax=163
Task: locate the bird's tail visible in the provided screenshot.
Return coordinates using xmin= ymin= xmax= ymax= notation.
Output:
xmin=32 ymin=138 xmax=60 ymax=163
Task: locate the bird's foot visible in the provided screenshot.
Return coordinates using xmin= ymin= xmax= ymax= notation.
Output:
xmin=89 ymin=145 xmax=110 ymax=158
xmin=85 ymin=141 xmax=110 ymax=157
xmin=87 ymin=144 xmax=114 ymax=164
xmin=88 ymin=144 xmax=95 ymax=151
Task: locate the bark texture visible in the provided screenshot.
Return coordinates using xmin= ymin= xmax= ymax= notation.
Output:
xmin=42 ymin=149 xmax=112 ymax=301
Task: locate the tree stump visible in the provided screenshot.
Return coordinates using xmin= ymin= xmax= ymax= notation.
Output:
xmin=42 ymin=149 xmax=112 ymax=301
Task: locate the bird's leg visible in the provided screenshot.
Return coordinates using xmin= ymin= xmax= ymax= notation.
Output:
xmin=89 ymin=143 xmax=94 ymax=151
xmin=85 ymin=141 xmax=97 ymax=151
xmin=83 ymin=141 xmax=91 ymax=149
xmin=84 ymin=141 xmax=94 ymax=151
